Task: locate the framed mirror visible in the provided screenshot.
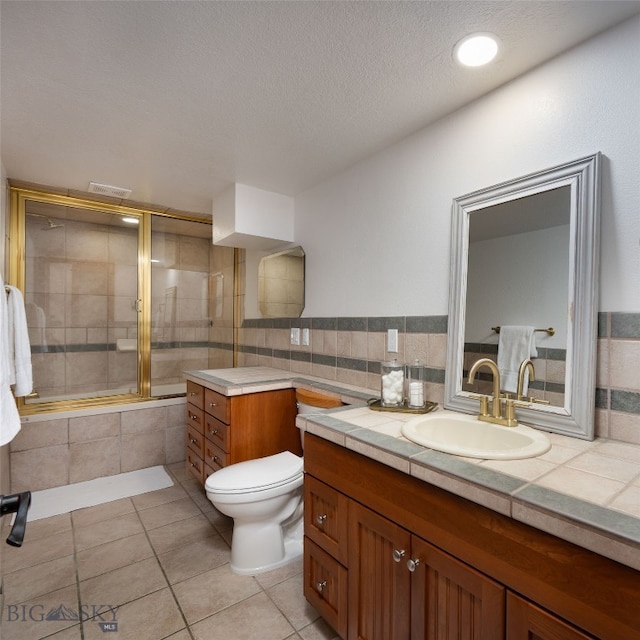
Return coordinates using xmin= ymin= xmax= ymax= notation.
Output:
xmin=257 ymin=246 xmax=305 ymax=318
xmin=444 ymin=153 xmax=601 ymax=439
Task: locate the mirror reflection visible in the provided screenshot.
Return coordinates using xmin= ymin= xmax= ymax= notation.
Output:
xmin=258 ymin=246 xmax=305 ymax=318
xmin=462 ymin=186 xmax=570 ymax=408
xmin=445 ymin=154 xmax=601 ymax=439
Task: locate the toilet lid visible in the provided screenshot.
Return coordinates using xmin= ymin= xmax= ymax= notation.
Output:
xmin=205 ymin=451 xmax=303 ymax=494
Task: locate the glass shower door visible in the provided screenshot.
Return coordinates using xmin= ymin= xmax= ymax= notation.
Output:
xmin=23 ymin=201 xmax=140 ymax=404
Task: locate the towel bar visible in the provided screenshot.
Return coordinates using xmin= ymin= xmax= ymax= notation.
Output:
xmin=492 ymin=326 xmax=555 ymax=336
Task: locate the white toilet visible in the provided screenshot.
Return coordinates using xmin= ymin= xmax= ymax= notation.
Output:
xmin=205 ymin=395 xmax=340 ymax=575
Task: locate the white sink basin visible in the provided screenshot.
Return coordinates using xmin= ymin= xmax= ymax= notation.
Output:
xmin=401 ymin=410 xmax=551 ymax=460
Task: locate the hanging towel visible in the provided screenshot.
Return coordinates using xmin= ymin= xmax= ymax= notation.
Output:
xmin=0 ymin=276 xmax=22 ymax=446
xmin=497 ymin=326 xmax=537 ymax=394
xmin=6 ymin=285 xmax=33 ymax=397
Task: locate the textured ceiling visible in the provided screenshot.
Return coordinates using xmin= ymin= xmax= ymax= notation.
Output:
xmin=2 ymin=1 xmax=639 ymax=214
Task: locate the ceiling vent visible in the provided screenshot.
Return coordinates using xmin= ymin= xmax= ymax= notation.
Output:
xmin=88 ymin=181 xmax=132 ymax=199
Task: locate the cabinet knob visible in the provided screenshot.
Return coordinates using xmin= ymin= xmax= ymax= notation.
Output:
xmin=316 ymin=514 xmax=327 ymax=527
xmin=189 ymin=391 xmax=196 ymax=396
xmin=407 ymin=558 xmax=421 ymax=572
xmin=212 ymin=455 xmax=219 ymax=462
xmin=392 ymin=549 xmax=406 ymax=563
xmin=316 ymin=580 xmax=327 ymax=593
xmin=209 ymin=428 xmax=218 ymax=435
xmin=209 ymin=402 xmax=217 ymax=408
xmin=190 ymin=438 xmax=198 ymax=445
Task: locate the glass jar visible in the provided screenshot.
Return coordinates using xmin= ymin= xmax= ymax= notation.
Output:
xmin=407 ymin=359 xmax=425 ymax=408
xmin=380 ymin=359 xmax=405 ymax=407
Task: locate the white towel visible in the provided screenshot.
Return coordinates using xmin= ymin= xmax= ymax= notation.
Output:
xmin=6 ymin=285 xmax=33 ymax=397
xmin=0 ymin=276 xmax=22 ymax=446
xmin=497 ymin=326 xmax=537 ymax=394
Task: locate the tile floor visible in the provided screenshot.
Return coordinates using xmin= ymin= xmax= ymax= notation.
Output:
xmin=0 ymin=463 xmax=340 ymax=640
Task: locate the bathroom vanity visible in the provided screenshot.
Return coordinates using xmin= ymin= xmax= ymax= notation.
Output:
xmin=185 ymin=377 xmax=301 ymax=484
xmin=304 ymin=433 xmax=639 ymax=640
xmin=185 ymin=367 xmax=640 ymax=639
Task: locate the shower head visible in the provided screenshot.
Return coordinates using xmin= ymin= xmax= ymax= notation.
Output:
xmin=26 ymin=213 xmax=64 ymax=230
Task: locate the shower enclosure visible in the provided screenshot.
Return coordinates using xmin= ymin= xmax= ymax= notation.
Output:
xmin=9 ymin=186 xmax=235 ymax=411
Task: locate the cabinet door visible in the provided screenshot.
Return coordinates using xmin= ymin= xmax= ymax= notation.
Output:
xmin=348 ymin=501 xmax=411 ymax=640
xmin=410 ymin=536 xmax=505 ymax=640
xmin=507 ymin=592 xmax=596 ymax=640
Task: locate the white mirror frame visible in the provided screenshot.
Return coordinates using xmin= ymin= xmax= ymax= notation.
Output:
xmin=444 ymin=153 xmax=601 ymax=439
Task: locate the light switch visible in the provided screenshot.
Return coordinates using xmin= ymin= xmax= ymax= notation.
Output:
xmin=301 ymin=328 xmax=310 ymax=346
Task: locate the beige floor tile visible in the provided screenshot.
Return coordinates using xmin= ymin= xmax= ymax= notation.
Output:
xmin=190 ymin=591 xmax=294 ymax=640
xmin=76 ymin=532 xmax=154 ymax=581
xmin=137 ymin=497 xmax=201 ymax=530
xmin=299 ymin=617 xmax=342 ymax=640
xmin=146 ymin=513 xmax=216 ymax=555
xmin=82 ymin=588 xmax=185 ymax=640
xmin=131 ymin=484 xmax=188 ymax=511
xmin=71 ymin=497 xmax=135 ymax=529
xmin=268 ymin=573 xmax=320 ymax=631
xmin=46 ymin=624 xmax=83 ymax=639
xmin=0 ymin=584 xmax=80 ymax=640
xmin=74 ymin=512 xmax=144 ymax=552
xmin=79 ymin=557 xmax=168 ymax=609
xmin=2 ymin=528 xmax=74 ymax=573
xmin=22 ymin=513 xmax=72 ymax=541
xmin=158 ymin=535 xmax=231 ymax=584
xmin=172 ymin=563 xmax=261 ymax=625
xmin=255 ymin=557 xmax=304 ymax=589
xmin=3 ymin=554 xmax=76 ymax=604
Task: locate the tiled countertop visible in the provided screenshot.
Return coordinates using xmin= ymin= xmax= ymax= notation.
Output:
xmin=185 ymin=367 xmax=640 ymax=572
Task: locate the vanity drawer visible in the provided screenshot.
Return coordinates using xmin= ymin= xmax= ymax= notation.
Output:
xmin=186 ymin=425 xmax=204 ymax=458
xmin=186 ymin=449 xmax=204 ymax=483
xmin=205 ymin=439 xmax=229 ymax=472
xmin=304 ymin=537 xmax=348 ymax=639
xmin=187 ymin=403 xmax=204 ymax=434
xmin=204 ymin=388 xmax=230 ymax=424
xmin=204 ymin=463 xmax=216 ymax=484
xmin=186 ymin=381 xmax=204 ymax=409
xmin=305 ymin=475 xmax=349 ymax=565
xmin=205 ymin=414 xmax=230 ymax=452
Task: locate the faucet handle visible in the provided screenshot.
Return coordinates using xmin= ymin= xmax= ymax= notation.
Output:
xmin=504 ymin=399 xmax=533 ymax=426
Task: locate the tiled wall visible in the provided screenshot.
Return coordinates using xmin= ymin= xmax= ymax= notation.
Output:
xmin=238 ymin=316 xmax=449 ymax=405
xmin=595 ymin=312 xmax=640 ymax=444
xmin=9 ymin=400 xmax=187 ymax=493
xmin=238 ymin=312 xmax=640 ymax=446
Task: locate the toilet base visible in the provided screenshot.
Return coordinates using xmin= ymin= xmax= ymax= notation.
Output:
xmin=229 ymin=515 xmax=304 ymax=576
xmin=230 ymin=534 xmax=303 ymax=576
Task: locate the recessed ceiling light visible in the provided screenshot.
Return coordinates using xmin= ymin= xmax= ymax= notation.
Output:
xmin=454 ymin=33 xmax=500 ymax=67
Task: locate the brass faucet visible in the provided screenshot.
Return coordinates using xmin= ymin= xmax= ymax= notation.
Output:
xmin=467 ymin=358 xmax=518 ymax=427
xmin=516 ymin=359 xmax=550 ymax=405
xmin=517 ymin=359 xmax=535 ymax=400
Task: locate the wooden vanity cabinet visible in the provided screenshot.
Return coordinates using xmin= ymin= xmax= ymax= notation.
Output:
xmin=185 ymin=382 xmax=300 ymax=484
xmin=304 ymin=433 xmax=640 ymax=640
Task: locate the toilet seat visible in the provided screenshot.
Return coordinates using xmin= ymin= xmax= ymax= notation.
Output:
xmin=205 ymin=451 xmax=303 ymax=495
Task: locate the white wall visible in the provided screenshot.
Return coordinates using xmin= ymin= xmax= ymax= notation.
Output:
xmin=295 ymin=15 xmax=640 ymax=317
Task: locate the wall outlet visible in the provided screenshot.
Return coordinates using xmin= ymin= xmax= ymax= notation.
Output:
xmin=290 ymin=327 xmax=300 ymax=345
xmin=301 ymin=328 xmax=310 ymax=346
xmin=387 ymin=328 xmax=398 ymax=352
